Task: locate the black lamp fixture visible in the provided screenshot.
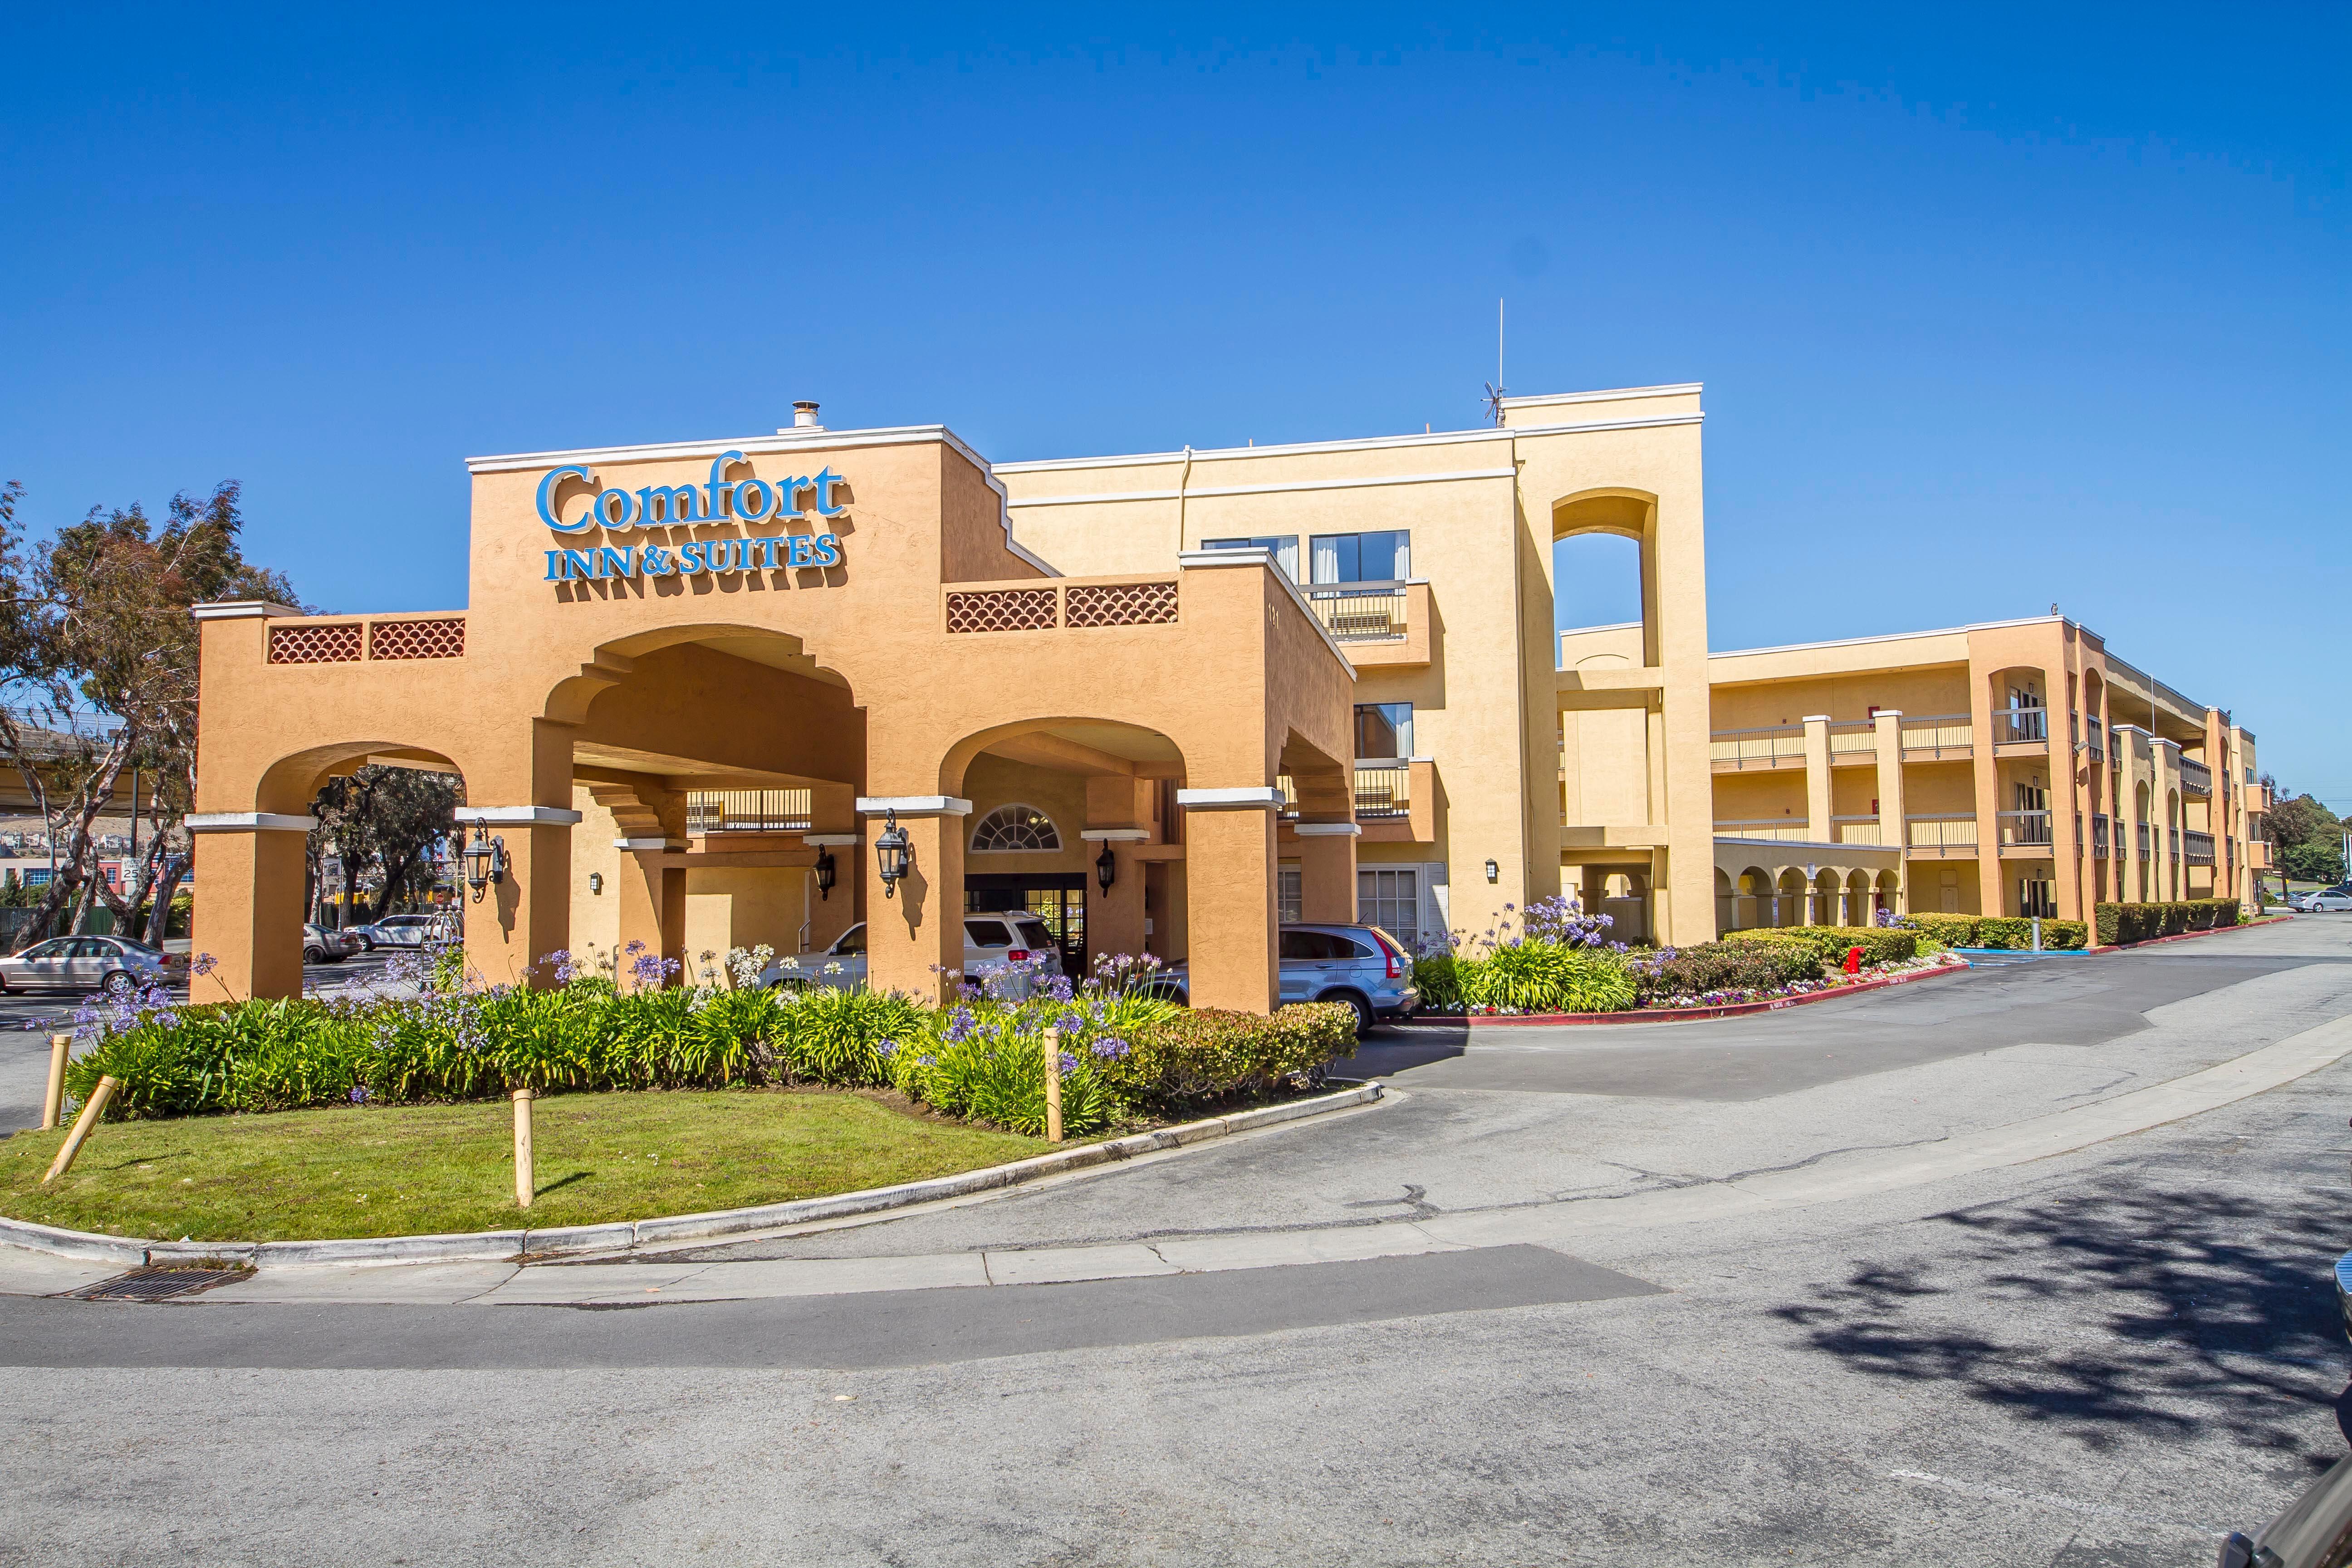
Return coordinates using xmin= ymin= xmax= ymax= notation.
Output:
xmin=813 ymin=844 xmax=837 ymax=901
xmin=1094 ymin=839 xmax=1117 ymax=892
xmin=463 ymin=824 xmax=509 ymax=903
xmin=874 ymin=810 xmax=911 ymax=898
xmin=1484 ymin=858 xmax=1500 ymax=884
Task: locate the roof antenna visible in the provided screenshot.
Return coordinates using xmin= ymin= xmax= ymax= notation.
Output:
xmin=1482 ymin=298 xmax=1508 ymax=426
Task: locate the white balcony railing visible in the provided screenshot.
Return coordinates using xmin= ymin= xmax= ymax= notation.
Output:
xmin=1710 ymin=725 xmax=1805 ymax=767
xmin=1906 ymin=814 xmax=1979 ymax=849
xmin=1900 ymin=714 xmax=1973 ymax=756
xmin=1715 ymin=819 xmax=1814 ymax=842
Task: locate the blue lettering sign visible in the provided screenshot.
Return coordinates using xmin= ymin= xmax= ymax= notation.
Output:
xmin=811 ymin=533 xmax=842 ymax=566
xmin=536 ymin=466 xmax=596 ymax=533
xmin=535 ymin=459 xmax=849 ymax=585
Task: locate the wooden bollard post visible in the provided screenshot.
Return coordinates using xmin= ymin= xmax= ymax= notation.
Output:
xmin=40 ymin=1033 xmax=70 ymax=1131
xmin=1043 ymin=1026 xmax=1063 ymax=1144
xmin=43 ymin=1075 xmax=118 ymax=1184
xmin=512 ymin=1088 xmax=535 ymax=1209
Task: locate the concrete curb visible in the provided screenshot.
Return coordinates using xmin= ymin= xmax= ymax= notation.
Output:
xmin=0 ymin=1082 xmax=1384 ymax=1268
xmin=1398 ymin=958 xmax=1970 ymax=1029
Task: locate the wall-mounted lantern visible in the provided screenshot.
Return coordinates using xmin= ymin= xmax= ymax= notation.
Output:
xmin=463 ymin=825 xmax=509 ymax=903
xmin=588 ymin=872 xmax=603 ymax=896
xmin=874 ymin=811 xmax=911 ymax=898
xmin=1095 ymin=840 xmax=1117 ymax=893
xmin=1484 ymin=858 xmax=1499 ymax=883
xmin=813 ymin=844 xmax=836 ymax=901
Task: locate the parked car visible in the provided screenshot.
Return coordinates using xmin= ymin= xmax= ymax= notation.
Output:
xmin=302 ymin=923 xmax=359 ymax=964
xmin=0 ymin=934 xmax=181 ymax=997
xmin=348 ymin=913 xmax=457 ymax=949
xmin=2219 ymin=1249 xmax=2352 ymax=1564
xmin=760 ymin=913 xmax=1065 ymax=994
xmin=2293 ymin=890 xmax=2352 ymax=912
xmin=1147 ymin=923 xmax=1419 ymax=1033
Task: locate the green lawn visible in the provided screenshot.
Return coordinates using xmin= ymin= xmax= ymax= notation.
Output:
xmin=0 ymin=1088 xmax=1048 ymax=1242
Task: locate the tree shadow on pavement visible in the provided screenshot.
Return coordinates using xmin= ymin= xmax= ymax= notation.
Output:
xmin=1771 ymin=1171 xmax=2349 ymax=1462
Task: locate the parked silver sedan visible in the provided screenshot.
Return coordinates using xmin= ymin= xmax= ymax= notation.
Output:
xmin=0 ymin=935 xmax=181 ymax=997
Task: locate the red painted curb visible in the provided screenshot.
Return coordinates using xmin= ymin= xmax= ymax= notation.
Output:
xmin=1396 ymin=959 xmax=1971 ymax=1029
xmin=2086 ymin=913 xmax=2293 ymax=955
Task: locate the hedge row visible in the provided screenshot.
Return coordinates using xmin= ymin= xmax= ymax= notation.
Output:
xmin=60 ymin=978 xmax=1357 ymax=1137
xmin=1411 ymin=945 xmax=1639 ymax=1014
xmin=1633 ymin=939 xmax=1823 ymax=1004
xmin=1906 ymin=914 xmax=2089 ymax=950
xmin=1722 ymin=925 xmax=1919 ymax=965
xmin=2094 ymin=898 xmax=2240 ymax=946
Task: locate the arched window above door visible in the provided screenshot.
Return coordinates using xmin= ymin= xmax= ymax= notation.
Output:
xmin=970 ymin=804 xmax=1061 ymax=853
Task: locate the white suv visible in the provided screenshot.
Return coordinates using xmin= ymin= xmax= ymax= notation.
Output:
xmin=760 ymin=913 xmax=1064 ymax=994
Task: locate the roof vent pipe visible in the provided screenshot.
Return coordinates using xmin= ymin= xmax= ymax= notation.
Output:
xmin=792 ymin=401 xmax=822 ymax=429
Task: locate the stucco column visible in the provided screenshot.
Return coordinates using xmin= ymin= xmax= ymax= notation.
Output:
xmin=1082 ymin=829 xmax=1149 ymax=969
xmin=186 ymin=814 xmax=314 ymax=1002
xmin=615 ymin=845 xmax=686 ymax=988
xmin=452 ymin=807 xmax=583 ymax=989
xmin=1178 ymin=789 xmax=1280 ymax=1013
xmin=1295 ymin=823 xmax=1359 ymax=924
xmin=1801 ymin=715 xmax=1833 ymax=844
xmin=860 ymin=796 xmax=968 ymax=1004
xmin=1969 ymin=672 xmax=2004 ymax=917
xmin=1873 ymin=710 xmax=1907 ymax=911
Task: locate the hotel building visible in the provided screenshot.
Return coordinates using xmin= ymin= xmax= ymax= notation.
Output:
xmin=186 ymin=386 xmax=2267 ymax=1005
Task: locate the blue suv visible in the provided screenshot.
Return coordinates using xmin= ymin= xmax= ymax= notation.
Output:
xmin=1151 ymin=923 xmax=1419 ymax=1032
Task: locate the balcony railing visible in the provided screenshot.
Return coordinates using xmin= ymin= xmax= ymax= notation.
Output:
xmin=1306 ymin=582 xmax=1407 ymax=642
xmin=1900 ymin=714 xmax=1973 ymax=757
xmin=686 ymin=789 xmax=813 ymax=835
xmin=2184 ymin=830 xmax=2215 ymax=867
xmin=1998 ymin=810 xmax=2054 ymax=847
xmin=1996 ymin=706 xmax=2049 ymax=745
xmin=1710 ymin=725 xmax=1806 ymax=768
xmin=1832 ymin=815 xmax=1883 ymax=845
xmin=1828 ymin=721 xmax=1876 ymax=757
xmin=1907 ymin=814 xmax=1979 ymax=849
xmin=2136 ymin=823 xmax=2151 ymax=860
xmin=1714 ymin=819 xmax=1814 ymax=842
xmin=2092 ymin=813 xmax=2110 ymax=857
xmin=1352 ymin=760 xmax=1412 ymax=819
xmin=2179 ymin=757 xmax=2212 ymax=795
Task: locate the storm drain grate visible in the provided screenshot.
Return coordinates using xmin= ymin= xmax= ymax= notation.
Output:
xmin=71 ymin=1267 xmax=248 ymax=1302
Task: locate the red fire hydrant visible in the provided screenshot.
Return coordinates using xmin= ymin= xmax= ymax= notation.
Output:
xmin=1843 ymin=946 xmax=1864 ymax=975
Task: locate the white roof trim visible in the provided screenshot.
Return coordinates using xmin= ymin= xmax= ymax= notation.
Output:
xmin=857 ymin=796 xmax=973 ymax=818
xmin=1078 ymin=828 xmax=1152 ymax=842
xmin=1176 ymin=787 xmax=1286 ymax=810
xmin=191 ymin=600 xmax=303 ymax=622
xmin=615 ymin=837 xmax=687 ymax=851
xmin=990 ymin=412 xmax=1702 ymax=475
xmin=1293 ymin=822 xmax=1363 ymax=837
xmin=1497 ymin=382 xmax=1703 ymax=410
xmin=186 ymin=812 xmax=315 ymax=833
xmin=454 ymin=805 xmax=585 ymax=826
xmin=1009 ymin=467 xmax=1518 ymax=509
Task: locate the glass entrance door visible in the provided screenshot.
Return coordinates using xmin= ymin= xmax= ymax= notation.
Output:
xmin=964 ymin=873 xmax=1087 ymax=977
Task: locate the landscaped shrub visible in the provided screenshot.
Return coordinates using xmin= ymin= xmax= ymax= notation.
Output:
xmin=1459 ymin=942 xmax=1638 ymax=1013
xmin=1632 ymin=939 xmax=1823 ymax=1004
xmin=1102 ymin=1003 xmax=1357 ymax=1102
xmin=1411 ymin=953 xmax=1465 ymax=1011
xmin=1723 ymin=925 xmax=1917 ymax=965
xmin=1906 ymin=914 xmax=1980 ymax=949
xmin=2094 ymin=900 xmax=2240 ymax=947
xmin=2043 ymin=920 xmax=2089 ymax=949
xmin=890 ymin=1009 xmax=1121 ymax=1137
xmin=1972 ymin=917 xmax=2035 ymax=950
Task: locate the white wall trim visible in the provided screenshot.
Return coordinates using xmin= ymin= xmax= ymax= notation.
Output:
xmin=1294 ymin=822 xmax=1363 ymax=837
xmin=857 ymin=796 xmax=973 ymax=818
xmin=1496 ymin=382 xmax=1703 ymax=410
xmin=1176 ymin=787 xmax=1286 ymax=810
xmin=1078 ymin=828 xmax=1152 ymax=841
xmin=191 ymin=601 xmax=303 ymax=622
xmin=615 ymin=838 xmax=687 ymax=851
xmin=801 ymin=833 xmax=861 ymax=846
xmin=185 ymin=812 xmax=316 ymax=833
xmin=990 ymin=412 xmax=1703 ymax=475
xmin=1008 ymin=467 xmax=1518 ymax=509
xmin=453 ymin=806 xmax=585 ymax=826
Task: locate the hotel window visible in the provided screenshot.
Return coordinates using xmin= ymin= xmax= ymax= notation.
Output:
xmin=1278 ymin=865 xmax=1302 ymax=924
xmin=970 ymin=804 xmax=1060 ymax=853
xmin=1201 ymin=535 xmax=1300 ymax=582
xmin=1355 ymin=702 xmax=1413 ymax=760
xmin=1309 ymin=530 xmax=1410 ymax=585
xmin=1357 ymin=868 xmax=1419 ymax=946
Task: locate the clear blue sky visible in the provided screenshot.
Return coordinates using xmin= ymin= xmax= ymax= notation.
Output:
xmin=3 ymin=6 xmax=2343 ymax=797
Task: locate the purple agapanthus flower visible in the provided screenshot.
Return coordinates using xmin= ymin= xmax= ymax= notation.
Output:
xmin=1089 ymin=1036 xmax=1129 ymax=1060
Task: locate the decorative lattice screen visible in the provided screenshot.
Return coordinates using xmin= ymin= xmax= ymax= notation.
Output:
xmin=368 ymin=618 xmax=467 ymax=661
xmin=1064 ymin=581 xmax=1178 ymax=627
xmin=267 ymin=623 xmax=363 ymax=664
xmin=946 ymin=588 xmax=1059 ymax=633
